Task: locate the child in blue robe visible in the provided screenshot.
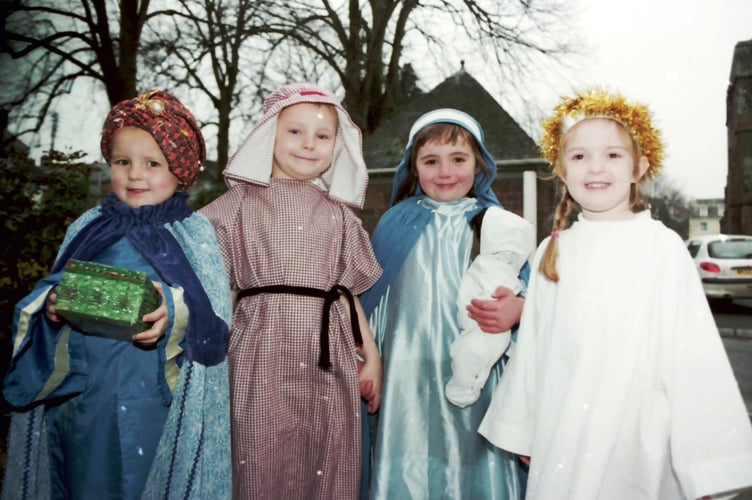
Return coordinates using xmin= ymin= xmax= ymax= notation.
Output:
xmin=361 ymin=108 xmax=528 ymax=499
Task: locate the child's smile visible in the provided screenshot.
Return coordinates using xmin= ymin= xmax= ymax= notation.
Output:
xmin=415 ymin=138 xmax=476 ymax=203
xmin=109 ymin=126 xmax=179 ymax=208
xmin=271 ymin=103 xmax=337 ymax=182
xmin=561 ymin=118 xmax=648 ymax=221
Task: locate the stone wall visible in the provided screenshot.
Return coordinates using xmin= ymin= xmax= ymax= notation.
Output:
xmin=724 ymin=39 xmax=752 ymax=234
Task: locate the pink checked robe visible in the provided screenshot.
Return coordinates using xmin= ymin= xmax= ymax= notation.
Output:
xmin=201 ymin=178 xmax=381 ymax=499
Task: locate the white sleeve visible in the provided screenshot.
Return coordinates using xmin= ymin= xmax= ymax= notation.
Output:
xmin=664 ymin=247 xmax=752 ymax=498
xmin=478 ymin=241 xmax=548 ymax=455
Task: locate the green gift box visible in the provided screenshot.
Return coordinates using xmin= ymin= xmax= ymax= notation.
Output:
xmin=55 ymin=260 xmax=160 ymax=341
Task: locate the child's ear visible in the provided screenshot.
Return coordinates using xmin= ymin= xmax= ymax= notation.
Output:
xmin=635 ymin=156 xmax=650 ymax=181
xmin=555 ymin=164 xmax=567 ymax=184
xmin=636 ymin=156 xmax=650 ymax=181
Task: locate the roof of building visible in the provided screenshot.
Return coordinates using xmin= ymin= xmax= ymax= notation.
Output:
xmin=362 ymin=68 xmax=540 ymax=170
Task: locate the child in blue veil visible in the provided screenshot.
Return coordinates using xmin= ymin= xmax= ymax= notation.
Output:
xmin=361 ymin=108 xmax=528 ymax=499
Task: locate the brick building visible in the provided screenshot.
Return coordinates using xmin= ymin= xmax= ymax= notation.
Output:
xmin=358 ymin=67 xmax=555 ymax=243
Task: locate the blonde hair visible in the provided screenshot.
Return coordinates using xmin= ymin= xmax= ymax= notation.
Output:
xmin=538 ymin=90 xmax=664 ymax=282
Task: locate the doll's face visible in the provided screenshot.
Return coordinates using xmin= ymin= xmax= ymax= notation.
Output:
xmin=109 ymin=126 xmax=179 ymax=208
xmin=415 ymin=137 xmax=477 ymax=203
xmin=560 ymin=118 xmax=648 ymax=221
xmin=272 ymin=103 xmax=337 ymax=182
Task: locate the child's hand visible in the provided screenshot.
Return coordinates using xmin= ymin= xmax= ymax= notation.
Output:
xmin=357 ymin=352 xmax=382 ymax=414
xmin=45 ymin=287 xmax=63 ymax=323
xmin=133 ymin=281 xmax=168 ymax=346
xmin=350 ymin=296 xmax=382 ymax=413
xmin=467 ymin=286 xmax=524 ymax=333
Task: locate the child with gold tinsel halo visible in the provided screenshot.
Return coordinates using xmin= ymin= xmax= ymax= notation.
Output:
xmin=479 ymin=88 xmax=752 ymax=499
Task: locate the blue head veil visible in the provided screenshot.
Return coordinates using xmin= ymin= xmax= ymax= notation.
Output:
xmin=361 ymin=109 xmax=503 ymax=315
xmin=389 ymin=108 xmax=500 ymax=208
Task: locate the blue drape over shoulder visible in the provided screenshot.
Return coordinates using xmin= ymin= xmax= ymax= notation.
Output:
xmin=2 ymin=193 xmax=233 ymax=500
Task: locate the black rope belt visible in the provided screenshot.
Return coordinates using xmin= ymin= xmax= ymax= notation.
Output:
xmin=236 ymin=284 xmax=363 ymax=370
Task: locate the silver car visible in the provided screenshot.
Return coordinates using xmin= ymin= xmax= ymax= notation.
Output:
xmin=686 ymin=234 xmax=752 ymax=301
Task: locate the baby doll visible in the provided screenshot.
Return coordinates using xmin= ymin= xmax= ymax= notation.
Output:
xmin=446 ymin=206 xmax=534 ymax=408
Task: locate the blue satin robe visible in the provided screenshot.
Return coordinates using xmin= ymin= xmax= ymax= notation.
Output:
xmin=368 ymin=197 xmax=522 ymax=499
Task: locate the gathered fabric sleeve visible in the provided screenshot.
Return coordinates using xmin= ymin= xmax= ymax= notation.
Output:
xmin=478 ymin=239 xmax=549 ymax=456
xmin=338 ymin=206 xmax=382 ymax=295
xmin=660 ymin=241 xmax=752 ymax=499
xmin=198 ymin=185 xmax=245 ymax=291
xmin=3 ymin=273 xmax=88 ymax=408
xmin=3 ymin=208 xmax=102 ymax=408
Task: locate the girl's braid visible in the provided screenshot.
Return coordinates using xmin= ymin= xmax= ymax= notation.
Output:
xmin=539 ymin=183 xmax=574 ymax=282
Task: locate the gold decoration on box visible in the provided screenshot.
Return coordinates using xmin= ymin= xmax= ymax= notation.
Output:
xmin=55 ymin=260 xmax=160 ymax=342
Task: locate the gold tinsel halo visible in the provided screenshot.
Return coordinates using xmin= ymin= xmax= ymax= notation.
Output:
xmin=539 ymin=89 xmax=664 ymax=179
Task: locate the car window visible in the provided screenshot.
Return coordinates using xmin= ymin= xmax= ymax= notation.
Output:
xmin=707 ymin=239 xmax=752 ymax=259
xmin=687 ymin=241 xmax=701 ymax=258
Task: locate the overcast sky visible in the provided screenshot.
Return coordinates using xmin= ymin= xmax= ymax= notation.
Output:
xmin=531 ymin=0 xmax=751 ymax=200
xmin=30 ymin=1 xmax=751 ymax=201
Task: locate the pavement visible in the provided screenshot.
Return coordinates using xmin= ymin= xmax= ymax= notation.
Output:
xmin=719 ymin=325 xmax=752 ymax=339
xmin=713 ymin=298 xmax=752 ymax=339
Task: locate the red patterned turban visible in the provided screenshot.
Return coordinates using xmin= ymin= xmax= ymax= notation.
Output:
xmin=100 ymin=89 xmax=206 ymax=189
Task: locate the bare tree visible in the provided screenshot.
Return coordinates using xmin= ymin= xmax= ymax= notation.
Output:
xmin=1 ymin=0 xmax=155 ymax=140
xmin=646 ymin=176 xmax=690 ymax=238
xmin=140 ymin=0 xmax=279 ymax=182
xmin=256 ymin=0 xmax=578 ymax=133
xmin=140 ymin=0 xmax=577 ymax=178
xmin=2 ymin=0 xmax=578 ymax=177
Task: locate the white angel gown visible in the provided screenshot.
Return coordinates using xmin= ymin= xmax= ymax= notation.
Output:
xmin=479 ymin=211 xmax=752 ymax=500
